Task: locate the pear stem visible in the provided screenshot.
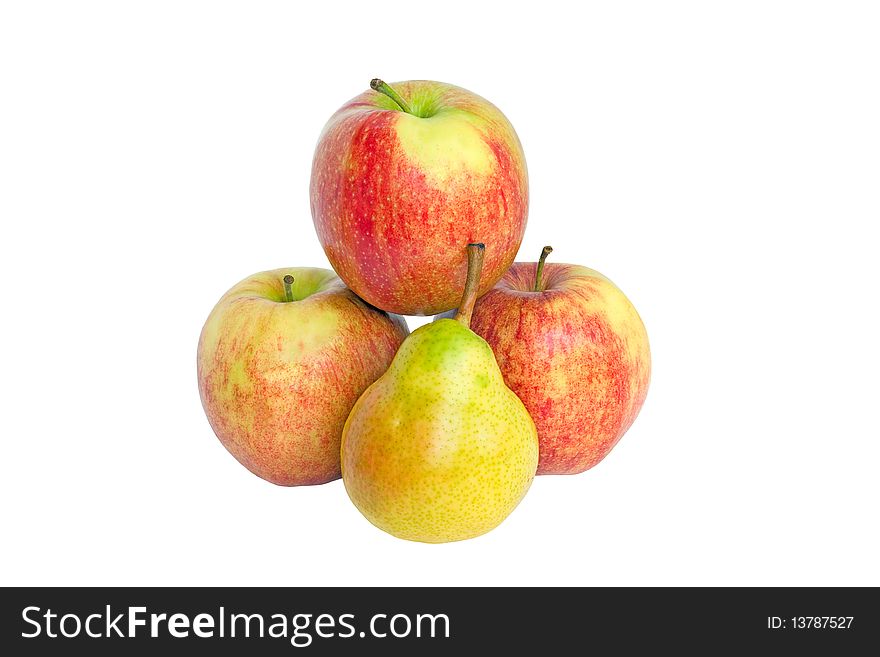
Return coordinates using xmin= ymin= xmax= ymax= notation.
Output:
xmin=534 ymin=245 xmax=553 ymax=292
xmin=283 ymin=275 xmax=295 ymax=302
xmin=453 ymin=243 xmax=486 ymax=327
xmin=370 ymin=78 xmax=412 ymax=114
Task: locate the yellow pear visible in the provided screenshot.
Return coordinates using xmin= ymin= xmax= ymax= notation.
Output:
xmin=341 ymin=244 xmax=539 ymax=543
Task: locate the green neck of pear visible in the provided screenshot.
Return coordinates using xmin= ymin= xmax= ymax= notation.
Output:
xmin=454 ymin=243 xmax=486 ymax=328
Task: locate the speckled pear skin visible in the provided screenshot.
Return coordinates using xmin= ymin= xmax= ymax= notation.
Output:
xmin=341 ymin=318 xmax=539 ymax=543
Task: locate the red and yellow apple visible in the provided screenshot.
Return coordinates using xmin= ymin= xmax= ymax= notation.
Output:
xmin=310 ymin=79 xmax=528 ymax=316
xmin=461 ymin=248 xmax=651 ymax=474
xmin=197 ymin=267 xmax=408 ymax=486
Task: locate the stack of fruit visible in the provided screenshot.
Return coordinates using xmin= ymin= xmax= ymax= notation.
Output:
xmin=197 ymin=79 xmax=651 ymax=543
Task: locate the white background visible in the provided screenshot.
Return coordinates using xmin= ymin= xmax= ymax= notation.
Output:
xmin=2 ymin=1 xmax=878 ymax=587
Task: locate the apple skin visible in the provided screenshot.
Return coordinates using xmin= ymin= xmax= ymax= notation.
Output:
xmin=462 ymin=262 xmax=650 ymax=475
xmin=310 ymin=80 xmax=528 ymax=316
xmin=197 ymin=268 xmax=408 ymax=486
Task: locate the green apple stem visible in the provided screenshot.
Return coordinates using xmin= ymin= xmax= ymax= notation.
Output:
xmin=370 ymin=78 xmax=412 ymax=115
xmin=454 ymin=243 xmax=486 ymax=328
xmin=534 ymin=245 xmax=553 ymax=292
xmin=283 ymin=275 xmax=295 ymax=302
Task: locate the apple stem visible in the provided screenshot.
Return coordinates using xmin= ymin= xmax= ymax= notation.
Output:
xmin=370 ymin=78 xmax=412 ymax=115
xmin=283 ymin=275 xmax=295 ymax=302
xmin=534 ymin=245 xmax=553 ymax=292
xmin=454 ymin=243 xmax=486 ymax=328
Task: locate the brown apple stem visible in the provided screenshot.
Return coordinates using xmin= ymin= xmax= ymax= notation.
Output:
xmin=283 ymin=275 xmax=295 ymax=302
xmin=534 ymin=245 xmax=553 ymax=292
xmin=453 ymin=243 xmax=486 ymax=328
xmin=370 ymin=78 xmax=412 ymax=115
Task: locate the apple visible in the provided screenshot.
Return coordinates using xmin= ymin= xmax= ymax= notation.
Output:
xmin=310 ymin=78 xmax=528 ymax=316
xmin=197 ymin=268 xmax=408 ymax=485
xmin=457 ymin=247 xmax=651 ymax=474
